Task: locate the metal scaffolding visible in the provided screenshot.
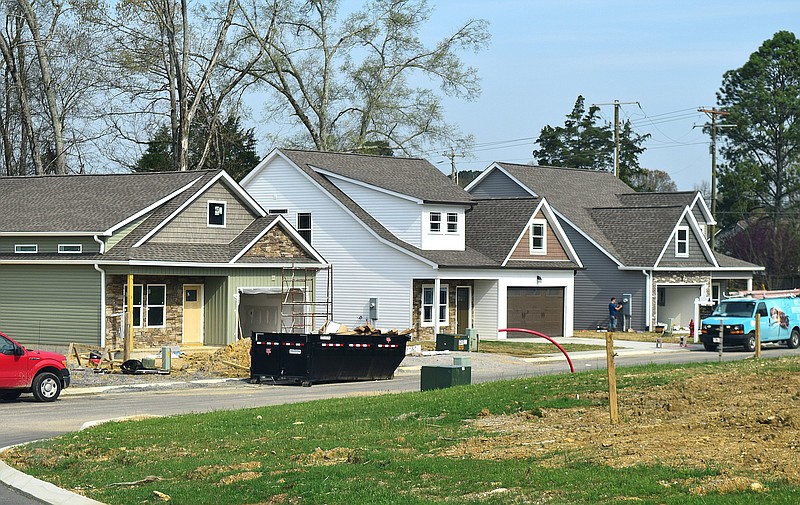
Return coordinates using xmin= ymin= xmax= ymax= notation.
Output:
xmin=280 ymin=265 xmax=333 ymax=333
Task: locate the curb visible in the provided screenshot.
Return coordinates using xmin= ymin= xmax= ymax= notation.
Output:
xmin=62 ymin=377 xmax=240 ymax=396
xmin=0 ymin=447 xmax=105 ymax=505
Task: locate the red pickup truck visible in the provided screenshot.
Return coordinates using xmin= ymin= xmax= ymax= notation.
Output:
xmin=0 ymin=331 xmax=70 ymax=402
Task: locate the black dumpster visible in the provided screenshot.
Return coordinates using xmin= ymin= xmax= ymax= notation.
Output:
xmin=250 ymin=332 xmax=410 ymax=386
xmin=435 ymin=333 xmax=470 ymax=351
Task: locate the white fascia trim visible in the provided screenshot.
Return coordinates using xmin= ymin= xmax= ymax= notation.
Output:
xmin=552 ymin=208 xmax=623 ymax=267
xmin=105 ymin=176 xmax=204 ymax=235
xmin=464 ymin=162 xmax=538 ymax=197
xmin=266 ymin=150 xmax=439 ymax=269
xmin=690 ymin=192 xmax=716 ymax=225
xmin=133 ymin=171 xmax=265 ymax=248
xmin=500 ymin=199 xmax=583 ymax=268
xmin=216 ymin=170 xmax=267 ymax=217
xmin=229 ymin=215 xmax=328 ymax=265
xmin=312 ymin=167 xmax=423 ymax=204
xmin=654 ymin=207 xmax=718 ymax=268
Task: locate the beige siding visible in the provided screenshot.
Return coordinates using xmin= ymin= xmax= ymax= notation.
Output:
xmin=150 ymin=182 xmax=256 ymax=244
xmin=0 ymin=264 xmax=101 ymax=347
xmin=106 ymin=213 xmax=151 ymax=250
xmin=509 ymin=211 xmax=569 ymax=261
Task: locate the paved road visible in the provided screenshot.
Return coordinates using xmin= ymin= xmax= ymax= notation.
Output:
xmin=3 ymin=340 xmax=799 ymax=504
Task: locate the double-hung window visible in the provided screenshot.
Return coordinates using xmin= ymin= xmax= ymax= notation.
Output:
xmin=123 ymin=284 xmax=165 ymax=328
xmin=530 ymin=220 xmax=546 ymax=254
xmin=429 ymin=212 xmax=441 ymax=233
xmin=676 ymin=226 xmax=689 ymax=257
xmin=421 ymin=285 xmax=449 ymax=326
xmin=297 ymin=213 xmax=312 ymax=243
xmin=446 ymin=213 xmax=458 ymax=233
xmin=123 ymin=284 xmax=143 ymax=327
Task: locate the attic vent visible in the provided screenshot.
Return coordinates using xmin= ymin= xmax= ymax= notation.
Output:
xmin=269 ymin=209 xmax=288 ymax=215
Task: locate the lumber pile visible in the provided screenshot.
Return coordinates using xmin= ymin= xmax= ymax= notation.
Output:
xmin=321 ymin=321 xmax=414 ymax=336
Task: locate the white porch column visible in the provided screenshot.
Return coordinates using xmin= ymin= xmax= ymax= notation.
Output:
xmin=433 ymin=277 xmax=441 ymax=336
xmin=747 ymin=278 xmax=753 ymax=291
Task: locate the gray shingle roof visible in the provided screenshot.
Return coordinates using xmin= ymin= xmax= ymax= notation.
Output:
xmin=590 ymin=206 xmax=685 ymax=266
xmin=280 ymin=149 xmax=473 ymax=204
xmin=0 ymin=171 xmax=211 ymax=233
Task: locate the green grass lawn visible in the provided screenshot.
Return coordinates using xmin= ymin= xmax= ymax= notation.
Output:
xmin=5 ymin=359 xmax=799 ymax=504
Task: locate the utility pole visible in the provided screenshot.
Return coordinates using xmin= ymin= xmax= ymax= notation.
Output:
xmin=697 ymin=108 xmax=731 ymax=252
xmin=442 ymin=147 xmax=465 ymax=185
xmin=594 ymin=100 xmax=639 ymax=177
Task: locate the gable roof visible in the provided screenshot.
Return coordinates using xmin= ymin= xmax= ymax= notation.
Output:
xmin=248 ymin=149 xmax=579 ymax=270
xmin=470 ymin=162 xmax=759 ymax=270
xmin=0 ymin=171 xmax=210 ymax=234
xmin=273 ymin=149 xmax=473 ymax=204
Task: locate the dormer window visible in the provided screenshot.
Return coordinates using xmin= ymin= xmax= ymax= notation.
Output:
xmin=676 ymin=226 xmax=689 ymax=257
xmin=208 ymin=201 xmax=226 ymax=227
xmin=530 ymin=220 xmax=547 ymax=254
xmin=14 ymin=244 xmax=37 ymax=254
xmin=429 ymin=212 xmax=441 ymax=233
xmin=58 ymin=244 xmax=82 ymax=254
xmin=446 ymin=213 xmax=458 ymax=233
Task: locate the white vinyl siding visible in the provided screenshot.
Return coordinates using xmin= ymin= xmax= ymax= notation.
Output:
xmin=243 ymin=155 xmax=433 ymax=329
xmin=421 ymin=205 xmax=465 ymax=251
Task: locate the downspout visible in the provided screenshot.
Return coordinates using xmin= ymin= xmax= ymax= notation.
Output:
xmin=643 ymin=270 xmax=652 ymax=331
xmin=93 ymin=235 xmax=107 ymax=347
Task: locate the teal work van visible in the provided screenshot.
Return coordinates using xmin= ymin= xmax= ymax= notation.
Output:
xmin=700 ymin=295 xmax=800 ymax=351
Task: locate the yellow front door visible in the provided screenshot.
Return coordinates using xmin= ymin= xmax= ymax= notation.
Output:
xmin=183 ymin=284 xmax=203 ymax=344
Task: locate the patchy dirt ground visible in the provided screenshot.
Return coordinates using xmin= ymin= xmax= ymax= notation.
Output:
xmin=440 ymin=358 xmax=800 ymax=493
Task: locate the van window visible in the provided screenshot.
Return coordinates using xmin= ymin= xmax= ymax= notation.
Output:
xmin=757 ymin=302 xmax=768 ymax=318
xmin=711 ymin=301 xmax=756 ymax=317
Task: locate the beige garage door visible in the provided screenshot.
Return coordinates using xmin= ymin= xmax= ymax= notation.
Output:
xmin=507 ymin=287 xmax=564 ymax=337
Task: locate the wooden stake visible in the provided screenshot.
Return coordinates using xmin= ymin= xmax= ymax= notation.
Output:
xmin=755 ymin=313 xmax=761 ymax=359
xmin=606 ymin=332 xmax=620 ymax=424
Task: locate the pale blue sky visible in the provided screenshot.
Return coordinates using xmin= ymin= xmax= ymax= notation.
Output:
xmin=413 ymin=0 xmax=800 ymax=190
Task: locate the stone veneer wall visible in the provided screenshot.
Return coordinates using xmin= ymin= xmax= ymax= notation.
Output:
xmin=412 ymin=279 xmax=473 ymax=339
xmin=106 ymin=275 xmax=205 ymax=348
xmin=650 ymin=271 xmax=711 ymax=330
xmin=243 ymin=226 xmax=311 ymax=259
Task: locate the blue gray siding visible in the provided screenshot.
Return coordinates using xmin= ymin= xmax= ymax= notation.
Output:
xmin=562 ymin=219 xmax=648 ymax=330
xmin=469 ymin=170 xmax=531 ymax=198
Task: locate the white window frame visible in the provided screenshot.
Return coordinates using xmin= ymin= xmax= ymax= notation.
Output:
xmin=529 ymin=219 xmax=547 ymax=255
xmin=297 ymin=212 xmax=312 ymax=243
xmin=421 ymin=284 xmax=448 ymax=326
xmin=146 ymin=284 xmax=167 ymax=328
xmin=207 ymin=200 xmax=227 ymax=228
xmin=58 ymin=244 xmax=82 ymax=254
xmin=446 ymin=212 xmax=458 ymax=234
xmin=123 ymin=284 xmax=144 ymax=328
xmin=429 ymin=212 xmax=441 ymax=233
xmin=14 ymin=244 xmax=37 ymax=254
xmin=675 ymin=226 xmax=689 ymax=257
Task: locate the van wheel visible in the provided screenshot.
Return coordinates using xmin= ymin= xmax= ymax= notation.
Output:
xmin=32 ymin=372 xmax=61 ymax=402
xmin=703 ymin=343 xmax=718 ymax=352
xmin=744 ymin=332 xmax=757 ymax=353
xmin=788 ymin=328 xmax=800 ymax=349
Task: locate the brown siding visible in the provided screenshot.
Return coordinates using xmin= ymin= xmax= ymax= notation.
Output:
xmin=509 ymin=211 xmax=569 ymax=261
xmin=242 ymin=226 xmax=312 ymax=260
xmin=150 ymin=182 xmax=256 ymax=244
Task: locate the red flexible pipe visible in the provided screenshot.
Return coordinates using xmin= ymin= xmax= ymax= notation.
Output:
xmin=499 ymin=328 xmax=575 ymax=373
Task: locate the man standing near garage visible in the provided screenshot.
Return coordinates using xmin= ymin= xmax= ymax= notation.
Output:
xmin=608 ymin=297 xmax=622 ymax=332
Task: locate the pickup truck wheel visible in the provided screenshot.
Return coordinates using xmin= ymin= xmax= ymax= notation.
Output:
xmin=744 ymin=332 xmax=757 ymax=353
xmin=788 ymin=328 xmax=800 ymax=349
xmin=703 ymin=343 xmax=718 ymax=352
xmin=0 ymin=391 xmax=22 ymax=401
xmin=32 ymin=372 xmax=62 ymax=402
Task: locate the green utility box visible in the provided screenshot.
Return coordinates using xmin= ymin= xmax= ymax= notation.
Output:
xmin=420 ymin=365 xmax=472 ymax=391
xmin=435 ymin=333 xmax=470 ymax=351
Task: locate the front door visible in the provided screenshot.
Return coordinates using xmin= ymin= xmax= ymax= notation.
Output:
xmin=183 ymin=284 xmax=204 ymax=344
xmin=456 ymin=286 xmax=471 ymax=334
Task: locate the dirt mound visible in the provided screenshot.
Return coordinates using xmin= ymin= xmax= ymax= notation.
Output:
xmin=176 ymin=338 xmax=252 ymax=377
xmin=440 ymin=358 xmax=800 ymax=486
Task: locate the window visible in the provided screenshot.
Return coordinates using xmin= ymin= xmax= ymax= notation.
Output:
xmin=446 ymin=213 xmax=458 ymax=233
xmin=675 ymin=226 xmax=689 ymax=256
xmin=208 ymin=201 xmax=226 ymax=227
xmin=14 ymin=244 xmax=37 ymax=254
xmin=429 ymin=212 xmax=441 ymax=233
xmin=123 ymin=284 xmax=143 ymax=327
xmin=421 ymin=284 xmax=448 ymax=326
xmin=268 ymin=209 xmax=288 ymax=215
xmin=297 ymin=212 xmax=312 ymax=243
xmin=530 ymin=220 xmax=546 ymax=254
xmin=147 ymin=285 xmax=166 ymax=327
xmin=58 ymin=244 xmax=82 ymax=254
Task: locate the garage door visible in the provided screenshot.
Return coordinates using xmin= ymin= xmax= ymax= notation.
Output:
xmin=507 ymin=287 xmax=564 ymax=337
